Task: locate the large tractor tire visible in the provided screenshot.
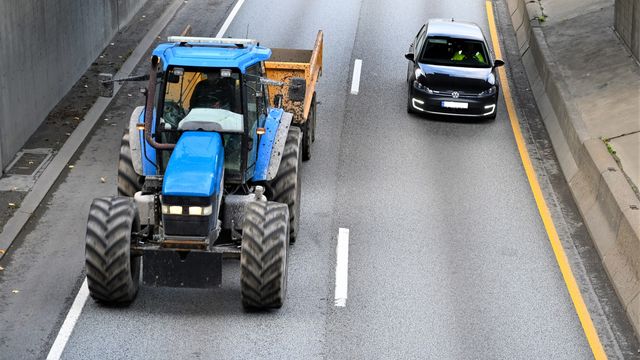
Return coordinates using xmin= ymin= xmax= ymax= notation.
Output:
xmin=85 ymin=197 xmax=141 ymax=304
xmin=118 ymin=131 xmax=144 ymax=197
xmin=301 ymin=92 xmax=317 ymax=161
xmin=268 ymin=126 xmax=302 ymax=243
xmin=240 ymin=201 xmax=290 ymax=309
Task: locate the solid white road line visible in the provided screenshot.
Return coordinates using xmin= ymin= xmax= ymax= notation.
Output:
xmin=215 ymin=0 xmax=246 ymax=38
xmin=46 ymin=279 xmax=89 ymax=360
xmin=334 ymin=228 xmax=350 ymax=307
xmin=350 ymin=59 xmax=363 ymax=95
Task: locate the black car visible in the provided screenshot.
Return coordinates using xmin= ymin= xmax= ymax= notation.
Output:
xmin=405 ymin=19 xmax=504 ymax=119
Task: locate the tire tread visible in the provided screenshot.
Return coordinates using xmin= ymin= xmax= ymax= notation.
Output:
xmin=85 ymin=196 xmax=140 ymax=304
xmin=117 ymin=132 xmax=143 ymax=197
xmin=240 ymin=201 xmax=289 ymax=309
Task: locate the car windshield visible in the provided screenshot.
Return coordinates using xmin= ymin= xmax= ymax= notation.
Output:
xmin=420 ymin=37 xmax=490 ymax=68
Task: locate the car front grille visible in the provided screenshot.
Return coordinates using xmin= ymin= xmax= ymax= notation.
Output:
xmin=430 ymin=89 xmax=483 ymax=98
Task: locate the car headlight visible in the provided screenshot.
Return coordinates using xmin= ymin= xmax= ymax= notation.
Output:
xmin=478 ymin=86 xmax=497 ymax=96
xmin=413 ymin=80 xmax=433 ymax=94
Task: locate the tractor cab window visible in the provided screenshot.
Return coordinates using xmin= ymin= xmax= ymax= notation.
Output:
xmin=244 ymin=65 xmax=262 ymax=130
xmin=161 ymin=67 xmax=244 ymax=175
xmin=244 ymin=64 xmax=264 ymax=174
xmin=162 ymin=67 xmax=242 ymax=128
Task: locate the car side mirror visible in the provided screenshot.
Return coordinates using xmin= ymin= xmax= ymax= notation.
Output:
xmin=405 ymin=53 xmax=415 ymax=62
xmin=98 ymin=73 xmax=114 ymax=98
xmin=493 ymin=59 xmax=505 ymax=68
xmin=288 ymin=77 xmax=306 ymax=102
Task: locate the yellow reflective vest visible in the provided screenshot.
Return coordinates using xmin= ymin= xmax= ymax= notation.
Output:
xmin=451 ymin=50 xmax=486 ymax=64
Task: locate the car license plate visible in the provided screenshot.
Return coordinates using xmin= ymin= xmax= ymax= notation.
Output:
xmin=441 ymin=101 xmax=468 ymax=109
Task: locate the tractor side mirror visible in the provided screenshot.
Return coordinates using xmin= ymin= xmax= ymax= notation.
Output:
xmin=98 ymin=73 xmax=114 ymax=98
xmin=405 ymin=53 xmax=415 ymax=62
xmin=493 ymin=59 xmax=505 ymax=68
xmin=288 ymin=77 xmax=306 ymax=102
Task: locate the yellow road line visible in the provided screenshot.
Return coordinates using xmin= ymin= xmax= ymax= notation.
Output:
xmin=485 ymin=2 xmax=607 ymax=358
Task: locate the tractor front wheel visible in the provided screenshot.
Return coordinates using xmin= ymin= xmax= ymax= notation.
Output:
xmin=85 ymin=197 xmax=140 ymax=304
xmin=240 ymin=201 xmax=290 ymax=309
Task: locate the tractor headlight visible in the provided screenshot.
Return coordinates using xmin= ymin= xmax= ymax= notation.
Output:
xmin=161 ymin=205 xmax=213 ymax=216
xmin=161 ymin=195 xmax=218 ymax=237
xmin=161 ymin=205 xmax=184 ymax=215
xmin=188 ymin=205 xmax=213 ymax=216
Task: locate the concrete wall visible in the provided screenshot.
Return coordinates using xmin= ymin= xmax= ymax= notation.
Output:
xmin=0 ymin=0 xmax=147 ymax=173
xmin=615 ymin=0 xmax=640 ymax=60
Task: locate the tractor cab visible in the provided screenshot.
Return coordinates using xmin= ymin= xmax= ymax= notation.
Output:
xmin=157 ymin=65 xmax=264 ymax=184
xmin=148 ymin=38 xmax=274 ymax=184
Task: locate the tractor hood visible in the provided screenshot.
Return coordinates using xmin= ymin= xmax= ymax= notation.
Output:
xmin=162 ymin=132 xmax=224 ymax=197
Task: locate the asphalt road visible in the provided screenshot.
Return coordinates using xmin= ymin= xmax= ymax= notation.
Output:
xmin=0 ymin=0 xmax=637 ymax=358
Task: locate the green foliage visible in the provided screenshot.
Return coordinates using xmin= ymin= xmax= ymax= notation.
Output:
xmin=602 ymin=137 xmax=617 ymax=155
xmin=531 ymin=0 xmax=548 ymax=23
xmin=536 ymin=15 xmax=548 ymax=22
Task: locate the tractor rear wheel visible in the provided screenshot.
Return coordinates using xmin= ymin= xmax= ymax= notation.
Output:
xmin=118 ymin=131 xmax=144 ymax=197
xmin=301 ymin=92 xmax=317 ymax=161
xmin=268 ymin=126 xmax=302 ymax=242
xmin=85 ymin=197 xmax=140 ymax=304
xmin=240 ymin=201 xmax=290 ymax=309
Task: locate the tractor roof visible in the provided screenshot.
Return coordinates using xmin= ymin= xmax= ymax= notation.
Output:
xmin=152 ymin=42 xmax=272 ymax=73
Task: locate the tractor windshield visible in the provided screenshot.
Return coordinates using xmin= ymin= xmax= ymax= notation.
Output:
xmin=161 ymin=67 xmax=242 ymax=128
xmin=161 ymin=67 xmax=244 ymax=174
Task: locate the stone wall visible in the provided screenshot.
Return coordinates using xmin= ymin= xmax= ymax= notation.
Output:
xmin=615 ymin=0 xmax=640 ymax=60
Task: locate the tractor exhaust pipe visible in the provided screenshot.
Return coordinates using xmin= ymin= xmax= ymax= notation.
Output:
xmin=145 ymin=56 xmax=175 ymax=150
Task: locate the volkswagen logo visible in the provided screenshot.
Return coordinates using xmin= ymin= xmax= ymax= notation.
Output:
xmin=451 ymin=91 xmax=460 ymax=98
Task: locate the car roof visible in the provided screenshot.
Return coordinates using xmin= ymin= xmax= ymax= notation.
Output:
xmin=425 ymin=19 xmax=486 ymax=41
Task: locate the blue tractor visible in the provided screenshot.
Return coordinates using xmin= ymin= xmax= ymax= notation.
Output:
xmin=86 ymin=37 xmax=308 ymax=309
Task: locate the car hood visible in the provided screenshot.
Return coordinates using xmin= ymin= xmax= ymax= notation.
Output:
xmin=417 ymin=63 xmax=495 ymax=92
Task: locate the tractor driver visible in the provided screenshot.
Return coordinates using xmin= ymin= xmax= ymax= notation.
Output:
xmin=189 ymin=75 xmax=236 ymax=112
xmin=188 ymin=73 xmax=243 ymax=172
